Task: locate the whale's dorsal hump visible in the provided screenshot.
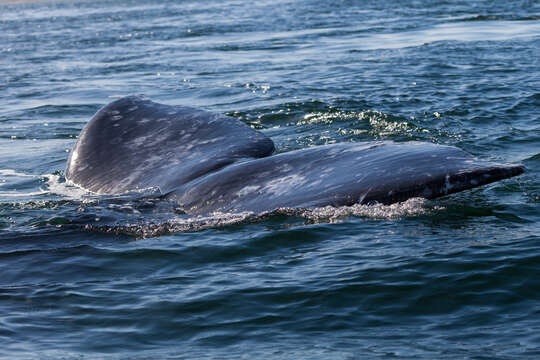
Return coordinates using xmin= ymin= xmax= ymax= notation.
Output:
xmin=65 ymin=95 xmax=275 ymax=194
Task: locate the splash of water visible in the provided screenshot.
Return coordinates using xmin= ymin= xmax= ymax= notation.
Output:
xmin=84 ymin=198 xmax=440 ymax=238
xmin=286 ymin=197 xmax=440 ymax=221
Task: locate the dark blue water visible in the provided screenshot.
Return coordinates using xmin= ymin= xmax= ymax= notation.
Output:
xmin=1 ymin=0 xmax=539 ymax=358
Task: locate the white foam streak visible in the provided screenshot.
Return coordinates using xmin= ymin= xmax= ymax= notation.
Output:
xmin=293 ymin=197 xmax=439 ymax=222
xmin=48 ymin=176 xmax=94 ymax=200
xmin=100 ymin=198 xmax=441 ymax=238
xmin=99 ymin=211 xmax=259 ymax=238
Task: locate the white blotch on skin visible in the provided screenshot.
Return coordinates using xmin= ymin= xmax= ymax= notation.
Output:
xmin=320 ymin=167 xmax=335 ymax=176
xmin=307 ymin=179 xmax=323 ymax=188
xmin=344 ymin=144 xmax=378 ymax=153
xmin=197 ymin=137 xmax=226 ymax=145
xmin=236 ymin=185 xmax=261 ymax=197
xmin=443 ymin=174 xmax=453 ymax=194
xmin=264 ymin=174 xmax=306 ymax=196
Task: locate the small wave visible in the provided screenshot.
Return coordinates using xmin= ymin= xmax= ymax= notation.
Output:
xmin=349 ymin=19 xmax=540 ymax=50
xmin=0 ymin=169 xmax=48 ymax=198
xmin=0 ymin=190 xmax=48 ymax=197
xmin=452 ymin=15 xmax=540 ymax=22
xmin=0 ymin=169 xmax=93 ymax=200
xmin=0 ymin=169 xmax=160 ymax=202
xmin=297 ymin=110 xmax=412 ymax=137
xmin=0 ymin=169 xmax=38 ymax=178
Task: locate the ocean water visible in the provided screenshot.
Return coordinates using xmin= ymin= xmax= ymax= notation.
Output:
xmin=1 ymin=0 xmax=539 ymax=358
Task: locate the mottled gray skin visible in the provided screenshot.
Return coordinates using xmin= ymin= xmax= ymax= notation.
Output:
xmin=66 ymin=96 xmax=525 ymax=215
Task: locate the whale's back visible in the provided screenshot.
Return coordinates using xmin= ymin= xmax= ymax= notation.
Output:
xmin=66 ymin=96 xmax=525 ymax=214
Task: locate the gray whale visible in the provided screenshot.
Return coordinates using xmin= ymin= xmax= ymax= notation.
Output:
xmin=66 ymin=96 xmax=525 ymax=214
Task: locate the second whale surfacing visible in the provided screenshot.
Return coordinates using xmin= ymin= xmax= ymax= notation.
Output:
xmin=66 ymin=96 xmax=525 ymax=215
